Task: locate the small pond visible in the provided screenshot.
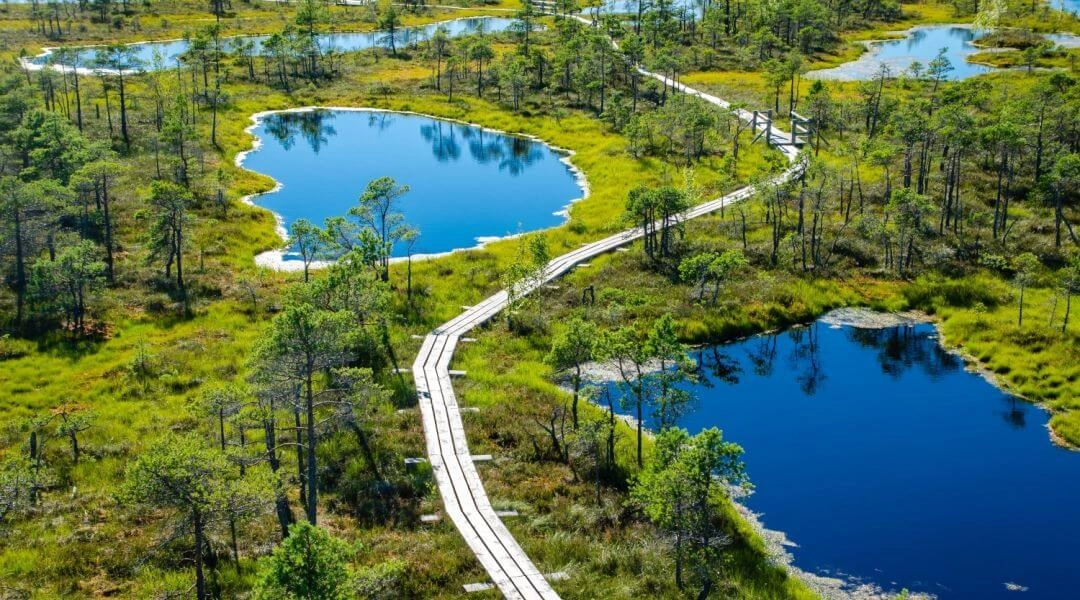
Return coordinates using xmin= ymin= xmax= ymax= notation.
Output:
xmin=608 ymin=318 xmax=1080 ymax=598
xmin=242 ymin=109 xmax=584 ymax=261
xmin=808 ymin=25 xmax=1080 ymax=81
xmin=29 ymin=17 xmax=516 ymax=72
xmin=598 ymin=0 xmax=699 ymax=16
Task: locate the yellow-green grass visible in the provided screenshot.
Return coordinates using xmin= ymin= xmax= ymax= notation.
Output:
xmin=2 ymin=6 xmax=1078 ymax=598
xmin=0 ymin=33 xmax=789 ymax=596
xmin=968 ymin=48 xmax=1080 ymax=70
xmin=915 ymin=277 xmax=1080 ymax=447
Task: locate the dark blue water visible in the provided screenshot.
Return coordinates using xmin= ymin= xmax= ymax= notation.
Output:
xmin=31 ymin=17 xmax=515 ymax=71
xmin=610 ymin=321 xmax=1080 ymax=598
xmin=242 ymin=110 xmax=583 ymax=260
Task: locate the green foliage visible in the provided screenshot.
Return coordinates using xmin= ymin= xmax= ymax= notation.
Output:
xmin=288 ymin=218 xmax=334 ymax=283
xmin=630 ymin=427 xmax=747 ymax=593
xmin=547 ymin=315 xmax=599 ymax=427
xmin=146 ymin=180 xmax=195 ymax=298
xmin=679 ymin=248 xmax=749 ymax=303
xmin=253 ymin=522 xmax=355 ymax=600
xmin=0 ymin=457 xmax=33 ymax=525
xmin=625 ymin=184 xmax=690 ymax=265
xmin=352 ymin=176 xmax=412 ymax=282
xmin=1 ymin=1 xmax=1078 ymax=596
xmin=122 ymin=433 xmax=272 ymax=600
xmin=11 ymin=109 xmax=92 ymax=184
xmin=354 ymin=557 xmax=409 ymax=599
xmin=28 ymin=240 xmax=107 ymax=333
xmin=902 ymin=273 xmax=1008 ymax=311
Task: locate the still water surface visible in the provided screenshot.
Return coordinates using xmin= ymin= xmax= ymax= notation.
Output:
xmin=242 ymin=109 xmax=584 ymax=260
xmin=610 ymin=320 xmax=1080 ymax=598
xmin=809 ymin=25 xmax=1080 ymax=81
xmin=809 ymin=26 xmax=991 ymax=81
xmin=30 ymin=17 xmax=515 ymax=71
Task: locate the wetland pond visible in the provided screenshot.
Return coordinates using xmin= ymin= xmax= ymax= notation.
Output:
xmin=28 ymin=17 xmax=516 ymax=72
xmin=809 ymin=25 xmax=1080 ymax=81
xmin=1058 ymin=1 xmax=1080 ymax=14
xmin=241 ymin=109 xmax=585 ymax=261
xmin=607 ymin=317 xmax=1080 ymax=599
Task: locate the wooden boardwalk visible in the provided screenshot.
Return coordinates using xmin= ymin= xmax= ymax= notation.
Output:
xmin=410 ymin=15 xmax=803 ymax=599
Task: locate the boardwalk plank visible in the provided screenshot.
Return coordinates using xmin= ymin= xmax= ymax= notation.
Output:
xmin=411 ymin=16 xmax=802 ymax=598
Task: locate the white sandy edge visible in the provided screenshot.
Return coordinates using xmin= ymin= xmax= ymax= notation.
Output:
xmin=234 ymin=106 xmax=590 ymax=271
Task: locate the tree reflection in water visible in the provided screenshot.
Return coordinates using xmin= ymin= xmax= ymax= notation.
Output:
xmin=845 ymin=325 xmax=959 ymax=380
xmin=746 ymin=333 xmax=778 ymax=377
xmin=453 ymin=126 xmax=545 ymax=173
xmin=638 ymin=319 xmax=1072 ymax=597
xmin=262 ymin=110 xmax=338 ymax=154
xmin=500 ymin=136 xmax=544 ymax=175
xmin=787 ymin=324 xmax=825 ymax=396
xmin=693 ymin=346 xmax=742 ymax=388
xmin=263 ymin=110 xmax=547 ymax=176
xmin=367 ymin=111 xmax=392 ymax=133
xmin=419 ymin=121 xmax=462 ymax=162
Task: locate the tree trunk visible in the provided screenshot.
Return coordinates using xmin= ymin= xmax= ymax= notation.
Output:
xmin=1063 ymin=291 xmax=1071 ymax=333
xmin=305 ymin=374 xmax=318 ymax=524
xmin=263 ymin=406 xmax=294 ymax=539
xmin=193 ymin=511 xmax=207 ymax=600
xmin=72 ymin=67 xmax=83 ymax=131
xmin=117 ymin=72 xmax=129 ymax=149
xmin=1019 ymin=284 xmax=1026 ymax=327
xmin=347 ymin=421 xmax=383 ymax=481
xmin=13 ymin=212 xmax=25 ymax=326
xmin=636 ymin=398 xmax=643 ymax=468
xmin=69 ymin=430 xmax=79 ymax=462
xmin=571 ymin=366 xmax=580 ymax=429
xmin=294 ymin=405 xmax=306 ymax=509
xmin=102 ymin=177 xmax=114 ymax=283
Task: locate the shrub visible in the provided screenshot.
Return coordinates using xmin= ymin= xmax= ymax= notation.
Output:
xmin=903 ymin=274 xmax=1006 ymax=311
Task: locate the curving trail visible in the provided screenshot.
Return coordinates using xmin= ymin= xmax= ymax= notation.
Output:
xmin=411 ymin=14 xmax=804 ymax=600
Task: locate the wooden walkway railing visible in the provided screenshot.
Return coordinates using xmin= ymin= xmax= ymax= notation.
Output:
xmin=410 ymin=13 xmax=803 ymax=600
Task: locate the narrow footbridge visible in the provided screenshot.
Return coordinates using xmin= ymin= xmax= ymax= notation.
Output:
xmin=410 ymin=14 xmax=803 ymax=600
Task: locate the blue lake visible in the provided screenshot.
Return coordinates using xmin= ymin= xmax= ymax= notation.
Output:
xmin=609 ymin=320 xmax=1080 ymax=598
xmin=809 ymin=26 xmax=991 ymax=81
xmin=31 ymin=17 xmax=516 ymax=71
xmin=808 ymin=25 xmax=1080 ymax=81
xmin=242 ymin=109 xmax=584 ymax=260
xmin=598 ymin=0 xmax=699 ymax=15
